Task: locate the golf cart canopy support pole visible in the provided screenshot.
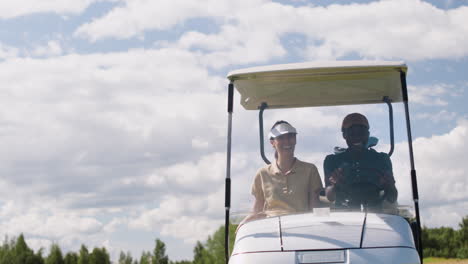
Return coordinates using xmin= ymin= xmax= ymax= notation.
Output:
xmin=383 ymin=96 xmax=395 ymax=157
xmin=259 ymin=103 xmax=271 ymax=165
xmin=225 ymin=82 xmax=234 ymax=263
xmin=401 ymin=71 xmax=423 ymax=261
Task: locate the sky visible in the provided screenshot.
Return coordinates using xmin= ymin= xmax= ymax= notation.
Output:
xmin=0 ymin=0 xmax=467 ymax=261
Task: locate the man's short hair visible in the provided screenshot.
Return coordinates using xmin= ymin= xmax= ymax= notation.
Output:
xmin=342 ymin=113 xmax=369 ymax=131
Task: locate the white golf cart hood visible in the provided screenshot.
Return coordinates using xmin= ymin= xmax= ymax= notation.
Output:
xmin=232 ymin=212 xmax=415 ymax=255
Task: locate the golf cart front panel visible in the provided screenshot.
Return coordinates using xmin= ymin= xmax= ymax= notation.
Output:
xmin=231 ymin=216 xmax=281 ymax=254
xmin=362 ymin=213 xmax=415 ymax=248
xmin=280 ymin=212 xmax=364 ymax=250
xmin=230 ymin=247 xmax=420 ymax=264
xmin=231 ymin=212 xmax=419 ymax=264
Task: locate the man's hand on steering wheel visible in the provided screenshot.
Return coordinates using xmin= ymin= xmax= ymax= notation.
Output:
xmin=379 ymin=171 xmax=398 ymax=203
xmin=329 ymin=168 xmax=344 ymax=186
xmin=379 ymin=171 xmax=396 ymax=189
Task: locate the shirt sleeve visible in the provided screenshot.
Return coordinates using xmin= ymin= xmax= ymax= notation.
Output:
xmin=310 ymin=164 xmax=324 ymax=193
xmin=382 ymin=153 xmax=395 ymax=182
xmin=251 ymin=169 xmax=264 ymax=199
xmin=323 ymin=155 xmax=334 ymax=187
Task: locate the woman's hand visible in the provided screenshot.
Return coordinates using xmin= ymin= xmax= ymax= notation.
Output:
xmin=236 ymin=212 xmax=267 ymax=233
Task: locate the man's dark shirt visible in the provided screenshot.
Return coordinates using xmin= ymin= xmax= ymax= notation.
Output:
xmin=324 ymin=148 xmax=393 ymax=209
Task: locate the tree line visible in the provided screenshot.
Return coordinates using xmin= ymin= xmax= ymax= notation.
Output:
xmin=1 ymin=216 xmax=467 ymax=264
xmin=422 ymin=215 xmax=468 ymax=259
xmin=0 ymin=234 xmax=111 ymax=264
xmin=0 ymin=223 xmax=236 ymax=264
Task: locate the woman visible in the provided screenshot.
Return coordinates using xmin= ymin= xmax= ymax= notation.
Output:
xmin=240 ymin=121 xmax=323 ymax=226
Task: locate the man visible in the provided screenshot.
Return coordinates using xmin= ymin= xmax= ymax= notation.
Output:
xmin=324 ymin=113 xmax=397 ymax=210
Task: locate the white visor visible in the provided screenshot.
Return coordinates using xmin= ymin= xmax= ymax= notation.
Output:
xmin=269 ymin=123 xmax=297 ymax=139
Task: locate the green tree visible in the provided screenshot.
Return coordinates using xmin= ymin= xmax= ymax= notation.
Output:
xmin=192 ymin=241 xmax=211 ymax=264
xmin=456 ymin=216 xmax=468 ymax=258
xmin=11 ymin=234 xmax=45 ymax=264
xmin=64 ymin=252 xmax=79 ymax=264
xmin=0 ymin=235 xmax=44 ymax=264
xmin=139 ymin=251 xmax=151 ymax=264
xmin=205 ymin=224 xmax=237 ymax=264
xmin=89 ymin=247 xmax=110 ymax=264
xmin=45 ymin=244 xmax=64 ymax=264
xmin=118 ymin=251 xmax=133 ymax=264
xmin=458 ymin=216 xmax=468 ymax=245
xmin=0 ymin=236 xmax=15 ymax=264
xmin=35 ymin=248 xmax=46 ymax=264
xmin=152 ymin=239 xmax=168 ymax=264
xmin=422 ymin=226 xmax=454 ymax=257
xmin=422 ymin=215 xmax=468 ymax=259
xmin=14 ymin=234 xmax=36 ymax=264
xmin=77 ymin=245 xmax=89 ymax=264
xmin=191 ymin=223 xmax=237 ymax=264
xmin=204 ymin=230 xmax=224 ymax=263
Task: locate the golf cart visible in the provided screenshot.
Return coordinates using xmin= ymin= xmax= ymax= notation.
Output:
xmin=223 ymin=61 xmax=423 ymax=264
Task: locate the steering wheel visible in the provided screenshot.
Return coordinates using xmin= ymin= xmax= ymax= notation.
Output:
xmin=336 ymin=166 xmax=386 ymax=209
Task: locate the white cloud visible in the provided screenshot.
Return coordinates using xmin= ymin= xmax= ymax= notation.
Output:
xmin=301 ymin=0 xmax=468 ymax=61
xmin=25 ymin=238 xmax=53 ymax=253
xmin=0 ymin=47 xmax=225 ymax=240
xmin=422 ymin=202 xmax=468 ymax=228
xmin=0 ymin=49 xmax=229 ymax=258
xmin=191 ymin=137 xmax=210 ymax=149
xmin=128 ymin=191 xmax=224 ymax=243
xmin=415 ymin=110 xmax=457 ymax=123
xmin=126 ymin=150 xmax=262 ymax=244
xmin=391 ymin=119 xmax=468 ymax=228
xmin=160 ymin=216 xmax=221 ymax=243
xmin=0 ymin=0 xmax=104 ymax=19
xmin=0 ymin=49 xmax=225 ymax=181
xmin=0 ymin=44 xmax=19 ymax=60
xmin=0 ymin=199 xmax=103 ymax=239
xmin=32 ymin=40 xmax=63 ymax=57
xmin=75 ymin=0 xmax=468 ymax=63
xmin=146 ymin=152 xmax=225 ymax=189
xmin=408 ymin=83 xmax=456 ymax=106
xmin=74 ymin=0 xmax=236 ymax=42
xmin=181 ymin=25 xmax=287 ymax=68
xmin=103 ymin=218 xmax=126 ymax=233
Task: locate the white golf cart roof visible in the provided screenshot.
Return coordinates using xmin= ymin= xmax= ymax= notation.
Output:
xmin=227 ymin=61 xmax=407 ymax=110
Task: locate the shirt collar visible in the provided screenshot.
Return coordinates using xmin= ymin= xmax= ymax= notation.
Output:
xmin=344 ymin=148 xmax=370 ymax=159
xmin=272 ymin=158 xmax=298 ymax=175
